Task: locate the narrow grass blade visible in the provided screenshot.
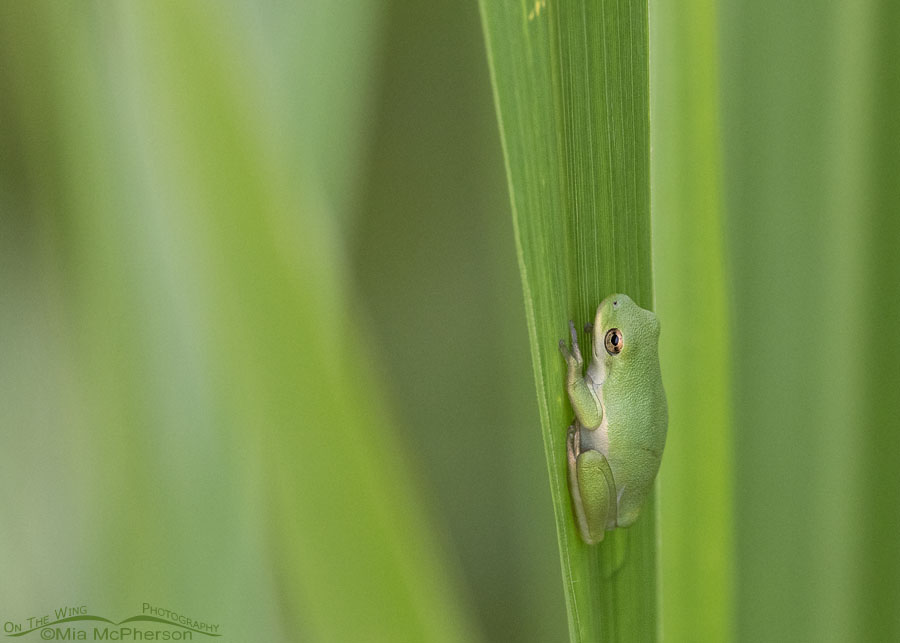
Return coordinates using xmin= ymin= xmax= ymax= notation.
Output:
xmin=479 ymin=1 xmax=656 ymax=640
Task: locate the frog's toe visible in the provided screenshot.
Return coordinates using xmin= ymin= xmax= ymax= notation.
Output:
xmin=568 ymin=320 xmax=580 ymax=347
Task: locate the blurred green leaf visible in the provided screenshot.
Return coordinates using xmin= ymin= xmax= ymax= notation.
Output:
xmin=721 ymin=0 xmax=900 ymax=639
xmin=352 ymin=0 xmax=567 ymax=640
xmin=0 ymin=2 xmax=474 ymax=641
xmin=479 ymin=1 xmax=656 ymax=640
xmin=650 ymin=0 xmax=734 ymax=639
xmin=264 ymin=1 xmax=384 ymax=225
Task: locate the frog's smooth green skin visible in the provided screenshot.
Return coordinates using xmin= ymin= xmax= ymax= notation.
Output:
xmin=558 ymin=293 xmax=667 ymax=545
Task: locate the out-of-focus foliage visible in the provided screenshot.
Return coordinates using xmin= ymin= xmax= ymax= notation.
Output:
xmin=2 ymin=0 xmax=900 ymax=642
xmin=351 ymin=0 xmax=566 ymax=640
xmin=0 ymin=2 xmax=475 ymax=641
xmin=720 ymin=0 xmax=900 ymax=640
xmin=651 ymin=0 xmax=734 ymax=640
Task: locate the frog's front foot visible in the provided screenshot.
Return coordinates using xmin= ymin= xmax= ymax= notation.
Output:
xmin=558 ymin=320 xmax=583 ymax=370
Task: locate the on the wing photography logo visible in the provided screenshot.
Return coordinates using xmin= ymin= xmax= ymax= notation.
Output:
xmin=3 ymin=603 xmax=221 ymax=640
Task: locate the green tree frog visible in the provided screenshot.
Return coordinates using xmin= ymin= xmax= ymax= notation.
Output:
xmin=558 ymin=293 xmax=667 ymax=544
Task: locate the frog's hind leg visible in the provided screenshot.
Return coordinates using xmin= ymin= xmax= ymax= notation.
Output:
xmin=566 ymin=424 xmax=593 ymax=542
xmin=567 ymin=425 xmax=615 ymax=545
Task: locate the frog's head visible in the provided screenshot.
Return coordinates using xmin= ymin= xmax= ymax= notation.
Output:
xmin=591 ymin=293 xmax=660 ymax=365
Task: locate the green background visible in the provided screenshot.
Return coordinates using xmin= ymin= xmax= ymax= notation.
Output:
xmin=1 ymin=1 xmax=897 ymax=641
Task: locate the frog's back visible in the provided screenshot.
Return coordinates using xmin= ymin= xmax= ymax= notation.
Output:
xmin=605 ymin=370 xmax=667 ymax=527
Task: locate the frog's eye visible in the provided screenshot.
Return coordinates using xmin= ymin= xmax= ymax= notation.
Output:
xmin=604 ymin=328 xmax=623 ymax=355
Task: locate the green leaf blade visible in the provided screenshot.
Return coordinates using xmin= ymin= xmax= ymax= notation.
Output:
xmin=480 ymin=1 xmax=655 ymax=641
